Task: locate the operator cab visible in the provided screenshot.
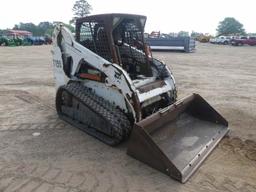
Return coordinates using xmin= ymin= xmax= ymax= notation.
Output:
xmin=76 ymin=14 xmax=153 ymax=80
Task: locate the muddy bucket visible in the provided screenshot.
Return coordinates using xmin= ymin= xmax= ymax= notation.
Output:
xmin=127 ymin=93 xmax=229 ymax=183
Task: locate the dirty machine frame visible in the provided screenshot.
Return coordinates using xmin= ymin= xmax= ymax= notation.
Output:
xmin=52 ymin=13 xmax=229 ymax=183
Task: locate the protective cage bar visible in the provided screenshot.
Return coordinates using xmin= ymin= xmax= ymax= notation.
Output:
xmin=127 ymin=93 xmax=229 ymax=183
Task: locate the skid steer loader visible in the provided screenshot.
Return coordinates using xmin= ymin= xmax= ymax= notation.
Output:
xmin=52 ymin=13 xmax=229 ymax=183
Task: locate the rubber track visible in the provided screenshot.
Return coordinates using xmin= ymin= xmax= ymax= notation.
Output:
xmin=56 ymin=82 xmax=132 ymax=145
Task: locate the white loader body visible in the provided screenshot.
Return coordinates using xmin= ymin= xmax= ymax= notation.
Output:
xmin=51 ymin=14 xmax=228 ymax=183
xmin=52 ymin=25 xmax=176 ymax=121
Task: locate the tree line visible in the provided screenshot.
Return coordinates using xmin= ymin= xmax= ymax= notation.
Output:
xmin=0 ymin=0 xmax=255 ymax=37
xmin=12 ymin=22 xmax=74 ymax=37
xmin=192 ymin=17 xmax=255 ymax=37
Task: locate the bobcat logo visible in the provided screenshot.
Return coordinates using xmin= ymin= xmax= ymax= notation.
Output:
xmin=53 ymin=59 xmax=62 ymax=68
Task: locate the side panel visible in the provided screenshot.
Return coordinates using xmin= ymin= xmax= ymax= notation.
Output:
xmin=52 ymin=41 xmax=68 ymax=89
xmin=83 ymin=81 xmax=132 ymax=113
xmin=51 ymin=25 xmax=137 ymax=117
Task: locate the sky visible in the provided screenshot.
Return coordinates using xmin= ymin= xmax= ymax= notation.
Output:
xmin=0 ymin=0 xmax=255 ymax=35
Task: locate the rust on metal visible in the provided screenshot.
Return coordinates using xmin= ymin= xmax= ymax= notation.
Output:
xmin=127 ymin=93 xmax=229 ymax=183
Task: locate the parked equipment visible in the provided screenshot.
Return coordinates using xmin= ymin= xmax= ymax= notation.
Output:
xmin=197 ymin=35 xmax=212 ymax=43
xmin=231 ymin=36 xmax=256 ymax=46
xmin=215 ymin=36 xmax=231 ymax=45
xmin=0 ymin=36 xmax=9 ymax=46
xmin=52 ymin=13 xmax=229 ymax=183
xmin=24 ymin=36 xmax=45 ymax=45
xmin=0 ymin=36 xmax=23 ymax=46
xmin=145 ymin=32 xmax=195 ymax=52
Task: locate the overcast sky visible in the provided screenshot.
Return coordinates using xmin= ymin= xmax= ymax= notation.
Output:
xmin=1 ymin=0 xmax=255 ymax=35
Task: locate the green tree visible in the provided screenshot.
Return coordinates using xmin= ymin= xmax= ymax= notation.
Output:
xmin=14 ymin=22 xmax=40 ymax=35
xmin=178 ymin=31 xmax=189 ymax=37
xmin=191 ymin=31 xmax=202 ymax=38
xmin=38 ymin=22 xmax=53 ymax=31
xmin=12 ymin=21 xmax=73 ymax=36
xmin=72 ymin=0 xmax=92 ymax=23
xmin=217 ymin=17 xmax=246 ymax=35
xmin=73 ymin=0 xmax=92 ymax=17
xmin=38 ymin=22 xmax=54 ymax=36
xmin=45 ymin=28 xmax=54 ymax=36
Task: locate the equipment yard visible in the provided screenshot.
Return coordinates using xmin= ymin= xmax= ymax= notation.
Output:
xmin=0 ymin=43 xmax=255 ymax=192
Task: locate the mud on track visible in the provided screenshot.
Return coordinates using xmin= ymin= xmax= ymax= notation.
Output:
xmin=0 ymin=44 xmax=255 ymax=191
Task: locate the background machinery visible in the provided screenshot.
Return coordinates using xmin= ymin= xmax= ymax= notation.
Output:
xmin=52 ymin=13 xmax=229 ymax=183
xmin=196 ymin=34 xmax=212 ymax=43
xmin=145 ymin=31 xmax=195 ymax=52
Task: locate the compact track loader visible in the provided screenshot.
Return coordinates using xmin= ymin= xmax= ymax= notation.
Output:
xmin=52 ymin=13 xmax=229 ymax=183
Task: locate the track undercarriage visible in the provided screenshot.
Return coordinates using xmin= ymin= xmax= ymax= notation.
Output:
xmin=56 ymin=82 xmax=132 ymax=145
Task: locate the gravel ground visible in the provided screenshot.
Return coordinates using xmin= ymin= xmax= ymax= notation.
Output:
xmin=0 ymin=43 xmax=255 ymax=192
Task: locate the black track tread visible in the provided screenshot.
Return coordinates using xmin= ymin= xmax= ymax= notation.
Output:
xmin=57 ymin=82 xmax=132 ymax=145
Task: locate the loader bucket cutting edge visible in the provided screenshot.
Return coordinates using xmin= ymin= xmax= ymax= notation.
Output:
xmin=127 ymin=93 xmax=229 ymax=183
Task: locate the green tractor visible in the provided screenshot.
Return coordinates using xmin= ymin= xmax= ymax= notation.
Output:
xmin=13 ymin=37 xmax=23 ymax=46
xmin=7 ymin=36 xmax=23 ymax=46
xmin=0 ymin=36 xmax=9 ymax=46
xmin=0 ymin=35 xmax=24 ymax=46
